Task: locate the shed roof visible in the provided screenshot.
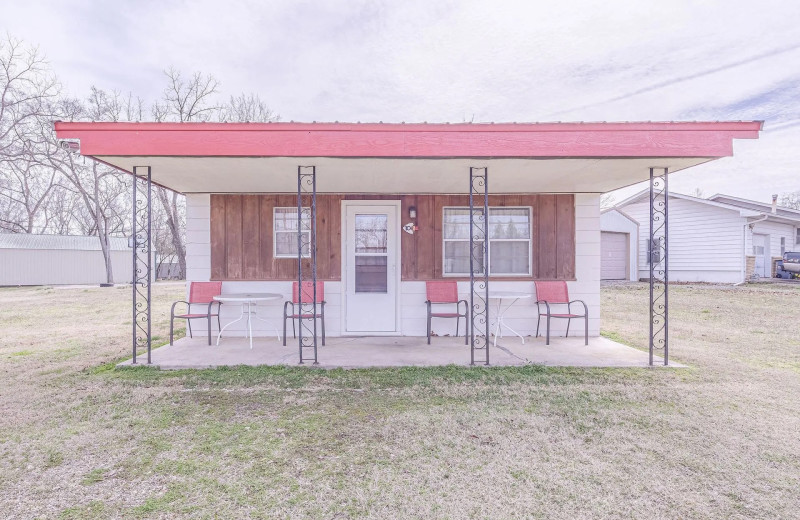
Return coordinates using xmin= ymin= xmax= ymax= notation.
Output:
xmin=0 ymin=234 xmax=130 ymax=251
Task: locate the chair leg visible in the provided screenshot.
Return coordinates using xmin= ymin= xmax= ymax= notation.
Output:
xmin=427 ymin=311 xmax=432 ymax=345
xmin=566 ymin=318 xmax=571 ymax=338
xmin=464 ymin=315 xmax=468 ymax=345
xmin=584 ymin=315 xmax=588 ymax=346
xmin=170 ymin=315 xmax=174 ymax=346
xmin=188 ymin=319 xmax=193 ymax=339
xmin=282 ymin=312 xmax=287 ymax=346
xmin=321 ymin=306 xmax=326 ymax=346
xmin=292 ymin=317 xmax=296 ymax=339
xmin=207 ymin=315 xmax=212 ymax=346
xmin=546 ymin=314 xmax=550 ymax=345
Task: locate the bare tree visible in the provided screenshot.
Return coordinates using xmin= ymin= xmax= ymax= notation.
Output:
xmin=220 ymin=93 xmax=280 ymax=123
xmin=0 ymin=36 xmax=60 ymax=232
xmin=48 ymin=88 xmax=137 ymax=284
xmin=0 ymin=35 xmax=59 ymax=162
xmin=600 ymin=193 xmax=616 ymax=209
xmin=779 ymin=191 xmax=800 ymax=210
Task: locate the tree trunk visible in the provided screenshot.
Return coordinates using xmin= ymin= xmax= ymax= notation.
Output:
xmin=157 ymin=187 xmax=186 ymax=279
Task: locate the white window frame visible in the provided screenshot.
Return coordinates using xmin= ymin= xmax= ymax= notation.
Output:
xmin=781 ymin=236 xmax=786 ymax=256
xmin=442 ymin=206 xmax=533 ymax=277
xmin=273 ymin=207 xmax=311 ymax=258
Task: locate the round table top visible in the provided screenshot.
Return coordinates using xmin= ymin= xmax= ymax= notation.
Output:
xmin=487 ymin=291 xmax=533 ymax=300
xmin=213 ymin=292 xmax=283 ymax=303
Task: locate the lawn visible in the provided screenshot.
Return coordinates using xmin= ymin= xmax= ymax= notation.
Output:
xmin=1 ymin=282 xmax=799 ymax=519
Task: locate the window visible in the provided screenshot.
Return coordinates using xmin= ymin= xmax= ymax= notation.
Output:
xmin=781 ymin=237 xmax=786 ymax=256
xmin=442 ymin=207 xmax=531 ymax=276
xmin=647 ymin=237 xmax=662 ymax=265
xmin=273 ymin=207 xmax=311 ymax=258
xmin=796 ymin=228 xmax=800 ymax=245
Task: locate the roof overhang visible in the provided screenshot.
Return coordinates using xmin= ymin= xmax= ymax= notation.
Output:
xmin=53 ymin=121 xmax=762 ymax=194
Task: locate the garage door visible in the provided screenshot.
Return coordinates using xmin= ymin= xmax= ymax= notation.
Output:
xmin=601 ymin=232 xmax=628 ymax=280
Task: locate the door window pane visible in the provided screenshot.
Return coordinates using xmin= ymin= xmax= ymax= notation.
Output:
xmin=355 ymin=256 xmax=387 ymax=292
xmin=355 ymin=215 xmax=388 ymax=254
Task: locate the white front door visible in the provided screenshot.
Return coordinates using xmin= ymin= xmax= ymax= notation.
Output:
xmin=343 ymin=202 xmax=400 ymax=333
xmin=753 ymin=233 xmax=769 ymax=277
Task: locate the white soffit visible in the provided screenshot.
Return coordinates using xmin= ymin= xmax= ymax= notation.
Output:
xmin=95 ymin=156 xmax=713 ymax=194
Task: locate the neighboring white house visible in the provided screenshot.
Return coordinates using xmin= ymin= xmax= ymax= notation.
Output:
xmin=607 ymin=191 xmax=800 ymax=283
xmin=0 ymin=234 xmax=133 ymax=286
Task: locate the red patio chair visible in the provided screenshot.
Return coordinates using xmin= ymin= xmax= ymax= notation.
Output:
xmin=534 ymin=281 xmax=588 ymax=345
xmin=426 ymin=281 xmax=469 ymax=345
xmin=170 ymin=281 xmax=223 ymax=345
xmin=283 ymin=281 xmax=326 ymax=346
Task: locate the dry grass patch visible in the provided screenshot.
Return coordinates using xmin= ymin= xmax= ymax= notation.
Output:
xmin=0 ymin=282 xmax=799 ymax=518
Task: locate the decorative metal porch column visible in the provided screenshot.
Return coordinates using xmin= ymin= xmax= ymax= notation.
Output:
xmin=297 ymin=166 xmax=319 ymax=364
xmin=469 ymin=167 xmax=490 ymax=365
xmin=132 ymin=166 xmax=152 ymax=364
xmin=649 ymin=167 xmax=669 ymax=366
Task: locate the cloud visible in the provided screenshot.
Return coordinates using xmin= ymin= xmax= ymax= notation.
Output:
xmin=5 ymin=0 xmax=800 ymax=200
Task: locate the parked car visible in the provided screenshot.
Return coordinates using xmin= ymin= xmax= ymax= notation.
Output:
xmin=782 ymin=251 xmax=800 ymax=273
xmin=776 ymin=252 xmax=800 ymax=279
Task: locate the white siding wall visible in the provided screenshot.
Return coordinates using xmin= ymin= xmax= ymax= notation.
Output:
xmin=184 ymin=193 xmax=601 ymax=338
xmin=0 ymin=249 xmax=133 ymax=286
xmin=746 ymin=220 xmax=797 ymax=260
xmin=622 ymin=198 xmax=745 ymax=283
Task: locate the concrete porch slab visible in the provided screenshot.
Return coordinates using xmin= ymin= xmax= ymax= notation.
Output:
xmin=118 ymin=335 xmax=679 ymax=370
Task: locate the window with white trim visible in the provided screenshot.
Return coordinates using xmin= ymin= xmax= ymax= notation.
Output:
xmin=442 ymin=207 xmax=531 ymax=276
xmin=781 ymin=237 xmax=786 ymax=255
xmin=273 ymin=207 xmax=311 ymax=258
xmin=796 ymin=228 xmax=800 ymax=245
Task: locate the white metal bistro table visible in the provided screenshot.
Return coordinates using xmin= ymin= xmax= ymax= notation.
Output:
xmin=214 ymin=293 xmax=282 ymax=349
xmin=487 ymin=291 xmax=533 ymax=347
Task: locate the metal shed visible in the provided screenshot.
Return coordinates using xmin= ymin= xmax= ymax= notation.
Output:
xmin=0 ymin=234 xmax=134 ymax=286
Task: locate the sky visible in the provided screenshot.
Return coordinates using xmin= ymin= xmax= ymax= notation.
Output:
xmin=4 ymin=0 xmax=800 ymax=203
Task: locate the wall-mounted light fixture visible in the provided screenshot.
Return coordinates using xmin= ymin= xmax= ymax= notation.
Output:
xmin=408 ymin=205 xmax=417 ymax=219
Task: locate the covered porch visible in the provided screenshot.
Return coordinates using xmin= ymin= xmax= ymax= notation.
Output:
xmin=118 ymin=334 xmax=674 ymax=370
xmin=54 ymin=120 xmax=762 ymax=368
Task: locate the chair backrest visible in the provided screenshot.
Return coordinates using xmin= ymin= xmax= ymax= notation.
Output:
xmin=426 ymin=280 xmax=459 ymax=303
xmin=188 ymin=281 xmax=223 ymax=304
xmin=534 ymin=281 xmax=569 ymax=303
xmin=293 ymin=281 xmax=324 ymax=303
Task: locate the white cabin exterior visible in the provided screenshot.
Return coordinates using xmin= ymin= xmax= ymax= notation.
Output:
xmin=610 ymin=192 xmax=800 ymax=283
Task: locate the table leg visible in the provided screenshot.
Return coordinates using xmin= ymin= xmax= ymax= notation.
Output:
xmin=217 ymin=303 xmax=246 ymax=346
xmin=247 ymin=302 xmax=253 ymax=350
xmin=252 ymin=311 xmax=282 ymax=342
xmin=493 ymin=298 xmax=525 ymax=346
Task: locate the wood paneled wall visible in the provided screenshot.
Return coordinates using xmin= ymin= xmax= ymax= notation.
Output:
xmin=210 ymin=194 xmax=575 ymax=281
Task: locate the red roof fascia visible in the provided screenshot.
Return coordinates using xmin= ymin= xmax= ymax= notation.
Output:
xmin=53 ymin=121 xmax=763 ymax=158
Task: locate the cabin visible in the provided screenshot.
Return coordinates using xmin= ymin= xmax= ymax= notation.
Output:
xmin=53 ymin=121 xmax=762 ymax=366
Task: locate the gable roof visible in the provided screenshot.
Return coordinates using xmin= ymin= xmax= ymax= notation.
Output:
xmin=0 ymin=234 xmax=130 ymax=251
xmin=708 ymin=194 xmax=800 ymax=219
xmin=614 ymin=190 xmax=800 ymax=224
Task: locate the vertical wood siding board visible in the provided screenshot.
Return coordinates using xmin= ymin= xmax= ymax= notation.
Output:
xmin=241 ymin=195 xmax=260 ymax=279
xmin=530 ymin=194 xmax=539 ymax=278
xmin=226 ymin=195 xmax=244 ymax=279
xmin=260 ymin=195 xmax=273 ymax=279
xmin=555 ymin=195 xmax=574 ymax=279
xmin=330 ymin=195 xmax=342 ymax=280
xmin=538 ymin=194 xmax=557 ymax=279
xmin=417 ymin=195 xmax=435 ymax=280
xmin=209 ymin=195 xmax=226 ymax=280
xmin=433 ymin=195 xmax=444 ymax=279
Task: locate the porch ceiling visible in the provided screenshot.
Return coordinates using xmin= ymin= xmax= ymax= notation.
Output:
xmin=93 ymin=155 xmax=713 ymax=194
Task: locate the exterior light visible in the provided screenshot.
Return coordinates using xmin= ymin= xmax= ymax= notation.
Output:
xmin=408 ymin=206 xmax=417 ymax=219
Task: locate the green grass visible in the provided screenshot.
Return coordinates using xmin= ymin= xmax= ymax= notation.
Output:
xmin=2 ymin=282 xmax=800 ymax=519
